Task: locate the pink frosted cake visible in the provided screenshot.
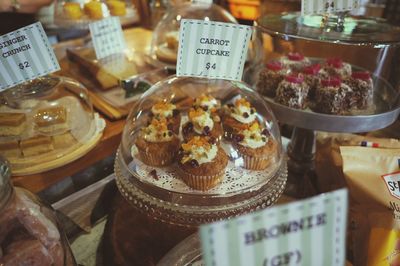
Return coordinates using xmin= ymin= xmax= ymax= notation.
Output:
xmin=344 ymin=71 xmax=374 ymax=109
xmin=275 ymin=74 xmax=310 ymax=109
xmin=323 ymin=58 xmax=352 ymax=79
xmin=314 ymin=77 xmax=353 ymax=114
xmin=257 ymin=62 xmax=289 ymax=97
xmin=279 ymin=52 xmax=311 ymax=71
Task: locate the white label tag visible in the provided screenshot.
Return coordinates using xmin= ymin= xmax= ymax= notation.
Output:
xmin=89 ymin=17 xmax=126 ymax=59
xmin=193 ymin=0 xmax=213 ymax=4
xmin=382 ymin=171 xmax=400 ymax=200
xmin=177 ymin=19 xmax=252 ymax=81
xmin=200 ymin=189 xmax=348 ymax=266
xmin=302 ymin=0 xmax=360 ymax=15
xmin=0 ymin=22 xmax=60 ymax=92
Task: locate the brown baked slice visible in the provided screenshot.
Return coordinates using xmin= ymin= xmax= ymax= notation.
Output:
xmin=0 ymin=113 xmax=27 ymax=136
xmin=52 ymin=132 xmax=77 ymax=149
xmin=34 ymin=106 xmax=69 ymax=134
xmin=21 ymin=136 xmax=54 ymax=157
xmin=0 ymin=140 xmax=21 ymax=158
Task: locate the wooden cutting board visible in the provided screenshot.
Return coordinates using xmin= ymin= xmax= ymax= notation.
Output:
xmin=103 ymin=194 xmax=196 ymax=266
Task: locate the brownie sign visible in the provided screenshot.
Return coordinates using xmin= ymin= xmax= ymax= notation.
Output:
xmin=89 ymin=16 xmax=126 ymax=59
xmin=200 ymin=189 xmax=348 ymax=266
xmin=0 ymin=22 xmax=60 ymax=92
xmin=177 ymin=19 xmax=252 ymax=81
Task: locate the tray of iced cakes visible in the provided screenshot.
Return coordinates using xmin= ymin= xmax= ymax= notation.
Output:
xmin=247 ymin=52 xmax=400 ymax=132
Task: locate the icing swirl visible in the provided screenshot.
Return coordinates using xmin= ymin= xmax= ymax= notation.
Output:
xmin=142 ymin=117 xmax=173 ymax=142
xmin=229 ymin=98 xmax=256 ymax=124
xmin=189 ymin=108 xmax=214 ymax=134
xmin=194 ymin=94 xmax=219 ymax=112
xmin=238 ymin=122 xmax=268 ymax=149
xmin=151 ymin=102 xmax=176 ymax=118
xmin=181 ymin=136 xmax=217 ymax=165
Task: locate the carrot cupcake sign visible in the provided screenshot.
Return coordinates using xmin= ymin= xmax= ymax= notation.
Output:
xmin=176 ymin=19 xmax=252 ymax=81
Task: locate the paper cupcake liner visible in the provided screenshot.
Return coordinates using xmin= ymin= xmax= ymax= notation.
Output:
xmin=139 ymin=150 xmax=176 ymax=167
xmin=180 ymin=168 xmax=225 ymax=191
xmin=241 ymin=154 xmax=271 ymax=170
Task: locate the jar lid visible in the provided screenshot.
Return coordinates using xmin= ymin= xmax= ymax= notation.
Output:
xmin=257 ymin=12 xmax=400 ymax=44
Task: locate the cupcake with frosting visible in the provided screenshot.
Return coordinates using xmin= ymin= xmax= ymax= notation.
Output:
xmin=222 ymin=97 xmax=257 ymax=139
xmin=135 ymin=117 xmax=180 ymax=166
xmin=182 ymin=108 xmax=223 ymax=142
xmin=150 ymin=101 xmax=181 ymax=134
xmin=178 ymin=136 xmax=228 ymax=191
xmin=232 ymin=121 xmax=277 ymax=170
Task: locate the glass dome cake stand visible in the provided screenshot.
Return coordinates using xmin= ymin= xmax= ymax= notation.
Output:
xmin=246 ymin=12 xmax=400 ymax=198
xmin=114 ymin=76 xmax=287 ymax=227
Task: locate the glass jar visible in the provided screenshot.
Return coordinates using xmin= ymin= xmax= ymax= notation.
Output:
xmin=0 ymin=158 xmax=75 ymax=265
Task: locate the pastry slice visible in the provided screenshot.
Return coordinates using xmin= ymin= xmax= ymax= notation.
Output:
xmin=21 ymin=136 xmax=54 ymax=157
xmin=52 ymin=132 xmax=77 ymax=149
xmin=0 ymin=113 xmax=27 ymax=136
xmin=34 ymin=106 xmax=69 ymax=134
xmin=0 ymin=140 xmax=21 ymax=158
xmin=106 ymin=0 xmax=126 ymax=16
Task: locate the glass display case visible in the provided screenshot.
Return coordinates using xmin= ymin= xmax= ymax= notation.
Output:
xmin=0 ymin=158 xmax=75 ymax=265
xmin=0 ymin=76 xmax=105 ymax=175
xmin=54 ymin=0 xmax=138 ymax=29
xmin=114 ymin=76 xmax=287 ymax=226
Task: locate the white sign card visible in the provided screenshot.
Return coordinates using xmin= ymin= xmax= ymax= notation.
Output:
xmin=0 ymin=22 xmax=60 ymax=92
xmin=177 ymin=19 xmax=252 ymax=81
xmin=89 ymin=16 xmax=126 ymax=59
xmin=302 ymin=0 xmax=360 ymax=15
xmin=200 ymin=189 xmax=348 ymax=266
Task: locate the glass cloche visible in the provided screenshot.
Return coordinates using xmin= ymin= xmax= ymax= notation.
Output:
xmin=0 ymin=158 xmax=76 ymax=265
xmin=115 ymin=76 xmax=287 ymax=226
xmin=0 ymin=76 xmax=105 ymax=175
xmin=245 ymin=13 xmax=400 ymax=132
xmin=54 ymin=0 xmax=138 ymax=29
xmin=149 ymin=2 xmax=238 ymax=67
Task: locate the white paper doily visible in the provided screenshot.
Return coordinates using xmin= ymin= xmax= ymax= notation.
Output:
xmin=128 ymin=151 xmax=280 ymax=195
